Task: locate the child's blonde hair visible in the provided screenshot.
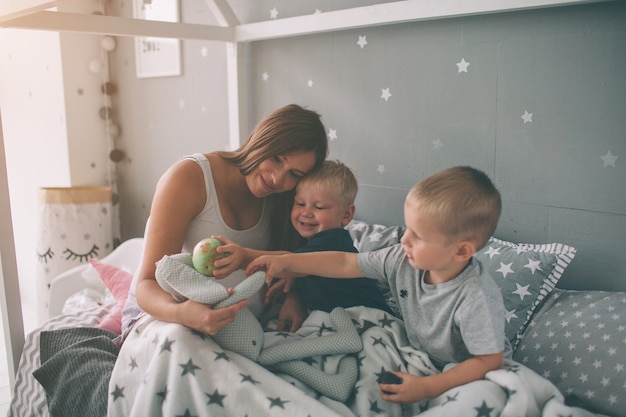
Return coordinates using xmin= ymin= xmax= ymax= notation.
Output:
xmin=297 ymin=160 xmax=358 ymax=205
xmin=406 ymin=166 xmax=501 ymax=250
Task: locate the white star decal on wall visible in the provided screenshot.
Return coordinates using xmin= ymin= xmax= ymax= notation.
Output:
xmin=432 ymin=138 xmax=444 ymax=150
xmin=522 ymin=110 xmax=533 ymax=124
xmin=456 ymin=58 xmax=470 ymax=73
xmin=307 ymin=80 xmax=314 ymax=87
xmin=381 ymin=88 xmax=392 ymax=101
xmin=269 ymin=8 xmax=278 ymax=19
xmin=357 ymin=36 xmax=368 ymax=49
xmin=262 ymin=72 xmax=269 ymax=81
xmin=377 ymin=164 xmax=385 ymax=175
xmin=328 ymin=129 xmax=337 ymax=141
xmin=601 ymin=151 xmax=617 ymax=167
xmin=200 ymin=46 xmax=208 ymax=57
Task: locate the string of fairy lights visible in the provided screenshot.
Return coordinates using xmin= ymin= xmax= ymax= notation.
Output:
xmin=88 ymin=4 xmax=123 ymax=247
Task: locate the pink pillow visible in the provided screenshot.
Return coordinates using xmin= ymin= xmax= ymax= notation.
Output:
xmin=89 ymin=259 xmax=133 ymax=334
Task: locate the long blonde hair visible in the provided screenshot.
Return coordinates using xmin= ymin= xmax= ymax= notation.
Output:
xmin=217 ymin=104 xmax=328 ymax=250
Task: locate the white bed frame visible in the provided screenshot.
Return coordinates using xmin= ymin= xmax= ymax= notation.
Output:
xmin=0 ymin=0 xmax=610 ymax=388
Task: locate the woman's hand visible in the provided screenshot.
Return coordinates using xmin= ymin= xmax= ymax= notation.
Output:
xmin=177 ymin=297 xmax=248 ymax=336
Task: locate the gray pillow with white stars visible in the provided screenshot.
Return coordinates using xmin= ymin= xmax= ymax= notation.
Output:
xmin=514 ymin=288 xmax=626 ymax=417
xmin=475 ymin=237 xmax=577 ymax=349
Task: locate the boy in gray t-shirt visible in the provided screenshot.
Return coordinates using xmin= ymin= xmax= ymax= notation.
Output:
xmin=247 ymin=166 xmax=511 ymax=404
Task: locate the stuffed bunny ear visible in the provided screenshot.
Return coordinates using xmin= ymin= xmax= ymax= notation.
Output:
xmin=213 ymin=271 xmax=266 ymax=308
xmin=155 ymin=253 xmax=229 ymax=304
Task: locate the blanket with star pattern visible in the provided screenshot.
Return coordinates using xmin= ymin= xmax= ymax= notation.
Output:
xmin=107 ymin=305 xmax=605 ymax=417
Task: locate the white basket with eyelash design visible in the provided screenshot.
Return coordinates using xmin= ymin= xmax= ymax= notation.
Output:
xmin=37 ymin=186 xmax=114 ymax=325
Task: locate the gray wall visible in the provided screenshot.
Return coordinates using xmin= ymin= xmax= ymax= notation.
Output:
xmin=110 ymin=0 xmax=230 ymax=240
xmin=113 ymin=1 xmax=625 ymax=291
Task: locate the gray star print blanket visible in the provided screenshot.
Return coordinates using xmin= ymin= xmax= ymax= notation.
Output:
xmin=107 ymin=304 xmax=603 ymax=417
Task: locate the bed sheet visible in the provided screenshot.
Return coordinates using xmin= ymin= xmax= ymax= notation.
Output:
xmin=108 ymin=306 xmax=606 ymax=417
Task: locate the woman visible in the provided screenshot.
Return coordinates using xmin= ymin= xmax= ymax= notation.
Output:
xmin=121 ymin=104 xmax=328 ymax=339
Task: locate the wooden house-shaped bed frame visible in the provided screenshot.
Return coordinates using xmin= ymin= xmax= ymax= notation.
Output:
xmin=0 ymin=0 xmax=607 ymax=388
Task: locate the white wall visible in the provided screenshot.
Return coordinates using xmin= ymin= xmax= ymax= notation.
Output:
xmin=0 ymin=2 xmax=111 ymax=333
xmin=0 ymin=28 xmax=69 ymax=332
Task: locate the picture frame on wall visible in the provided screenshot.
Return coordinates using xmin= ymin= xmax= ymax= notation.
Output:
xmin=133 ymin=0 xmax=182 ymax=78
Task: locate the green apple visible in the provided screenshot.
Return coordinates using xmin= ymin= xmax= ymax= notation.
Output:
xmin=192 ymin=237 xmax=226 ymax=276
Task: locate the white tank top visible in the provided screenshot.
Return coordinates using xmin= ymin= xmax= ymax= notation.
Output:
xmin=181 ymin=153 xmax=271 ymax=317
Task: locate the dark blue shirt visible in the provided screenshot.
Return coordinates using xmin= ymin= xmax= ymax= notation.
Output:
xmin=296 ymin=228 xmax=392 ymax=314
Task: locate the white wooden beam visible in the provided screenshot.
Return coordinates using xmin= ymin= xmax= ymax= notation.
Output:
xmin=0 ymin=10 xmax=234 ymax=41
xmin=203 ymin=0 xmax=240 ymax=27
xmin=0 ymin=112 xmax=25 ymax=387
xmin=202 ymin=0 xmax=246 ymax=149
xmin=0 ymin=0 xmax=57 ymax=23
xmin=226 ymin=42 xmax=247 ymax=150
xmin=1 ymin=1 xmax=610 ymax=42
xmin=234 ymin=0 xmax=610 ymax=42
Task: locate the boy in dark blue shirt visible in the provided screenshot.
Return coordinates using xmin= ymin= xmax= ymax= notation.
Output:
xmin=275 ymin=160 xmax=391 ymax=315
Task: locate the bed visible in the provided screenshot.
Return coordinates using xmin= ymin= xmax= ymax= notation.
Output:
xmin=7 ymin=219 xmax=625 ymax=417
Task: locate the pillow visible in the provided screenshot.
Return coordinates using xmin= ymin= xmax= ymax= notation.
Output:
xmin=475 ymin=237 xmax=576 ymax=348
xmin=346 ymin=220 xmax=405 ymax=317
xmin=89 ymin=259 xmax=133 ymax=334
xmin=513 ymin=289 xmax=626 ymax=417
xmin=346 ymin=220 xmax=404 ymax=252
xmin=62 ymin=288 xmax=110 ymax=314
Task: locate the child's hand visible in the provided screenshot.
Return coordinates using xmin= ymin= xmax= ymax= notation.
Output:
xmin=378 ymin=372 xmax=430 ymax=404
xmin=246 ymin=255 xmax=293 ymax=285
xmin=210 ymin=236 xmax=246 ymax=279
xmin=264 ymin=278 xmax=292 ymax=304
xmin=276 ymin=291 xmax=305 ymax=332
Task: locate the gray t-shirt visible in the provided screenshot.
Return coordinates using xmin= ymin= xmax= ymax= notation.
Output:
xmin=358 ymin=243 xmax=512 ymax=369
